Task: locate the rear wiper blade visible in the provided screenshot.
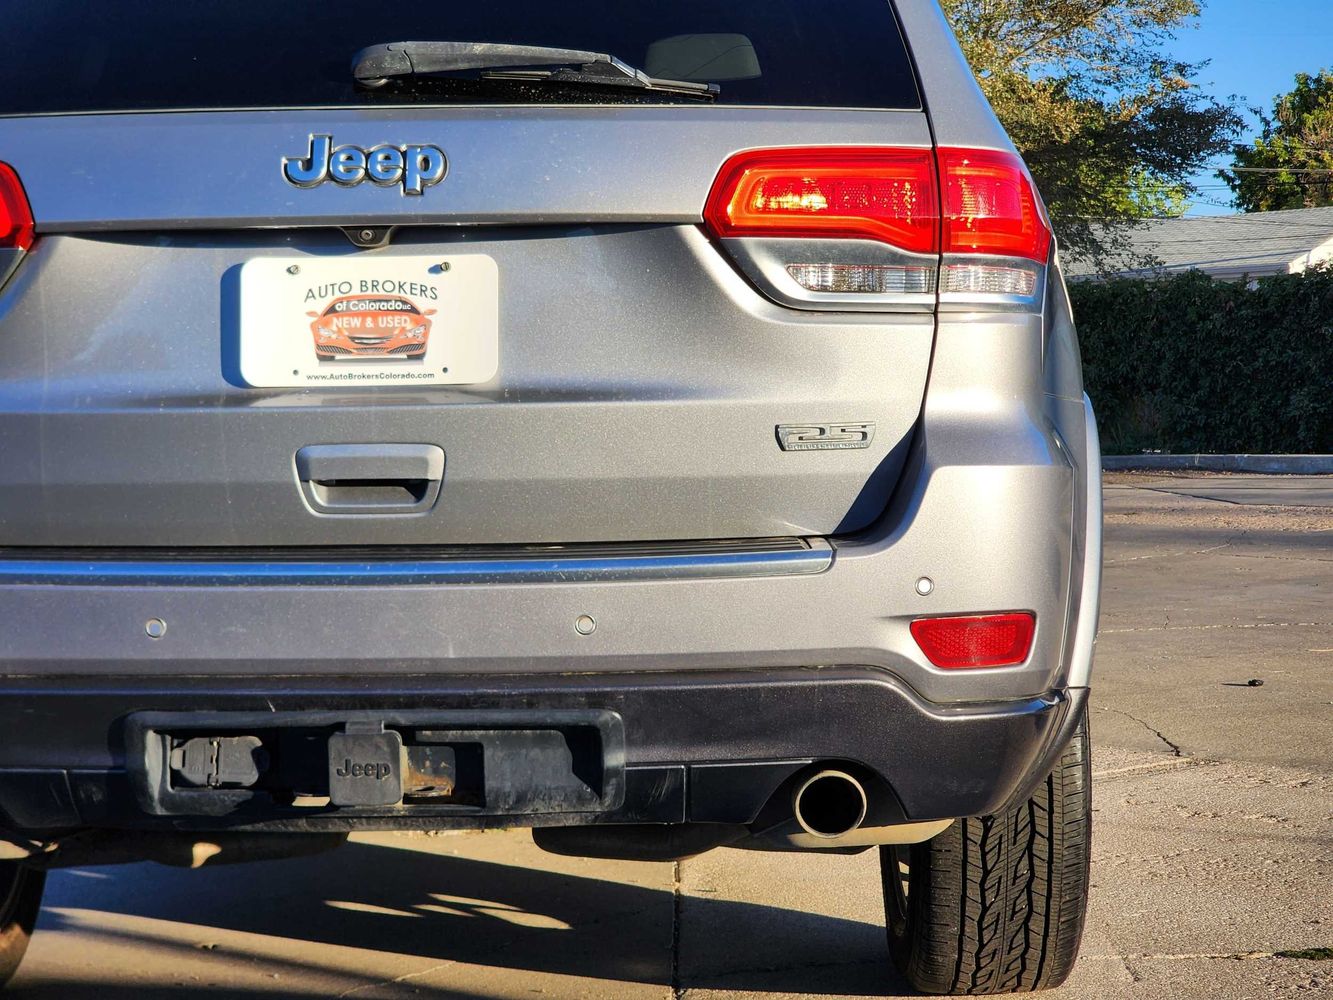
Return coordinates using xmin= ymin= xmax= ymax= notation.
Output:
xmin=352 ymin=41 xmax=719 ymax=100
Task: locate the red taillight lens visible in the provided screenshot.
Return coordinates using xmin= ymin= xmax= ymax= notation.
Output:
xmin=0 ymin=163 xmax=34 ymax=252
xmin=910 ymin=613 xmax=1036 ymax=669
xmin=704 ymin=148 xmax=940 ymax=255
xmin=704 ymin=147 xmax=1050 ymax=306
xmin=938 ymin=148 xmax=1050 ymax=263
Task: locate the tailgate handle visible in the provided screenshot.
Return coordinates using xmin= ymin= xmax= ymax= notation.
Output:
xmin=296 ymin=444 xmax=444 ymax=515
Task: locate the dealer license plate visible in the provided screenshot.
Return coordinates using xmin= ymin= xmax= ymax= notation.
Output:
xmin=237 ymin=254 xmax=499 ymax=388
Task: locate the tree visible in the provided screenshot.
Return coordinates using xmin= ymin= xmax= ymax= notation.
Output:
xmin=942 ymin=0 xmax=1242 ymax=271
xmin=1219 ymin=71 xmax=1333 ymax=212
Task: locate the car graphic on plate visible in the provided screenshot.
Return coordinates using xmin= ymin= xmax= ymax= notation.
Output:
xmin=307 ymin=294 xmax=435 ymax=361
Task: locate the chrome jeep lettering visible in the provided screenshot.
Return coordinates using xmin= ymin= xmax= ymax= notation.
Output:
xmin=367 ymin=146 xmax=404 ymax=185
xmin=282 ymin=135 xmax=447 ymax=195
xmin=282 ymin=134 xmax=333 ymax=188
xmin=401 ymin=145 xmax=447 ymax=196
xmin=328 ymin=146 xmax=367 ymax=185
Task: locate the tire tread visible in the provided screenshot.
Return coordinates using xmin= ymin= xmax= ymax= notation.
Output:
xmin=884 ymin=710 xmax=1091 ymax=995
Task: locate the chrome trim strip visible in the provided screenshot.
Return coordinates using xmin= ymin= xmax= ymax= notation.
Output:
xmin=0 ymin=541 xmax=833 ymax=586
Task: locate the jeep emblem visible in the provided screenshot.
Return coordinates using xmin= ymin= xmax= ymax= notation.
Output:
xmin=282 ymin=134 xmax=447 ymax=195
xmin=334 ymin=757 xmax=393 ymax=781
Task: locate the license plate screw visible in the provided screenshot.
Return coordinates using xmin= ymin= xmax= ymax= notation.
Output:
xmin=437 ymin=262 xmax=451 ymax=273
xmin=145 ymin=618 xmax=167 ymax=639
xmin=286 ymin=264 xmax=300 ymax=275
xmin=575 ymin=615 xmax=596 ymax=635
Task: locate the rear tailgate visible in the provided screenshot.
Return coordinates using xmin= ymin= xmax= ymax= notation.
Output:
xmin=0 ymin=1 xmax=936 ymax=548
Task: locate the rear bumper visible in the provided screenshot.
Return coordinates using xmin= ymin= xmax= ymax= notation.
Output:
xmin=0 ymin=395 xmax=1099 ymax=707
xmin=0 ymin=370 xmax=1100 ymax=838
xmin=0 ymin=669 xmax=1087 ymax=837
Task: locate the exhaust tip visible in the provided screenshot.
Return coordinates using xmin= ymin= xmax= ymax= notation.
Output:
xmin=792 ymin=769 xmax=868 ymax=839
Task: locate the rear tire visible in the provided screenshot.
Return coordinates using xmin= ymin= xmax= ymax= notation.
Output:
xmin=882 ymin=709 xmax=1091 ymax=994
xmin=0 ymin=862 xmax=44 ymax=989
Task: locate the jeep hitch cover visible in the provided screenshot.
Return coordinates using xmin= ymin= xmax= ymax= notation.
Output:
xmin=329 ymin=724 xmax=404 ymax=807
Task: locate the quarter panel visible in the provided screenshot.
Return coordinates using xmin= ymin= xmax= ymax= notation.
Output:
xmin=891 ymin=0 xmax=1014 ymax=151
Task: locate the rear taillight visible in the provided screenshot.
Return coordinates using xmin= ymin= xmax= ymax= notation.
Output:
xmin=910 ymin=613 xmax=1036 ymax=669
xmin=0 ymin=163 xmax=34 ymax=252
xmin=704 ymin=146 xmax=1051 ymax=310
xmin=704 ymin=148 xmax=938 ymax=254
xmin=939 ymin=148 xmax=1050 ymax=263
xmin=938 ymin=148 xmax=1049 ymax=300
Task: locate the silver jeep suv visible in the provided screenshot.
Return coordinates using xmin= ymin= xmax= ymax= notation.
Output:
xmin=0 ymin=0 xmax=1100 ymax=993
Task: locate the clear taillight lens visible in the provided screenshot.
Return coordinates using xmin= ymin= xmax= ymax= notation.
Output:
xmin=940 ymin=263 xmax=1038 ymax=296
xmin=786 ymin=263 xmax=935 ymax=295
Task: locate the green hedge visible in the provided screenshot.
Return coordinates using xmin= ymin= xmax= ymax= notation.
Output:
xmin=1069 ymin=268 xmax=1333 ymax=454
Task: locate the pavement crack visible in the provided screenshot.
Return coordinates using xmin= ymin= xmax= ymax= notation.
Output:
xmin=1102 ymin=621 xmax=1329 ymax=635
xmin=1104 ymin=540 xmax=1235 ymax=565
xmin=1225 ymin=551 xmax=1333 ymax=564
xmin=335 ymin=960 xmax=456 ymax=997
xmin=1097 ymin=707 xmax=1184 ymax=757
xmin=1092 ymin=757 xmax=1200 ymax=780
xmin=1135 ymin=486 xmax=1245 ymax=507
xmin=671 ymin=860 xmax=684 ymax=1000
xmin=1090 ymin=950 xmax=1280 ymax=963
xmin=1117 ymin=951 xmax=1143 ymax=983
xmin=1276 ymin=947 xmax=1333 ymax=961
xmin=1097 ymin=949 xmax=1331 ymax=962
xmin=695 ymin=957 xmax=887 ymax=980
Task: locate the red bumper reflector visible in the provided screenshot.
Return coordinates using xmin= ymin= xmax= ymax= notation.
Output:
xmin=910 ymin=613 xmax=1036 ymax=669
xmin=0 ymin=162 xmax=34 ymax=252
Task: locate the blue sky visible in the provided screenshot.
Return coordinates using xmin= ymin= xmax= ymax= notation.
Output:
xmin=1171 ymin=0 xmax=1333 ymax=214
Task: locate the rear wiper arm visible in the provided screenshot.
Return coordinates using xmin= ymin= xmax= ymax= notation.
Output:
xmin=352 ymin=41 xmax=719 ymax=100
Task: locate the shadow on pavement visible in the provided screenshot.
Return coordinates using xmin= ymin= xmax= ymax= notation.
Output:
xmin=18 ymin=838 xmax=906 ymax=998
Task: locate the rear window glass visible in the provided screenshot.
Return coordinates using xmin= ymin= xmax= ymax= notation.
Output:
xmin=0 ymin=0 xmax=920 ymax=116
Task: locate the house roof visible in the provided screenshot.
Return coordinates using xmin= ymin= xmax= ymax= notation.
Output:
xmin=1071 ymin=206 xmax=1333 ymax=280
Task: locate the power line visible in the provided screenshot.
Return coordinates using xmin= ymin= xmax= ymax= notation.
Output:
xmin=1077 ymin=217 xmax=1333 ymax=226
xmin=1223 ymin=141 xmax=1333 ymax=153
xmin=1142 ymin=219 xmax=1333 ymax=233
xmin=1073 ymin=218 xmax=1333 ymax=239
xmin=1221 ymin=167 xmax=1333 ymax=174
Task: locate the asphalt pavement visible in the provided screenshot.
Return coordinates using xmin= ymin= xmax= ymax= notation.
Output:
xmin=7 ymin=473 xmax=1332 ymax=1000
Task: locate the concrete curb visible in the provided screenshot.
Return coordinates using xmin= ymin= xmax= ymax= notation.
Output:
xmin=1104 ymin=454 xmax=1333 ymax=474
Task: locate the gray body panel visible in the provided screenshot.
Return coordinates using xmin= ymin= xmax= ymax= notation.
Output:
xmin=895 ymin=0 xmax=1014 ymax=150
xmin=1 ymin=108 xmax=933 ymax=231
xmin=0 ymin=224 xmax=931 ymax=544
